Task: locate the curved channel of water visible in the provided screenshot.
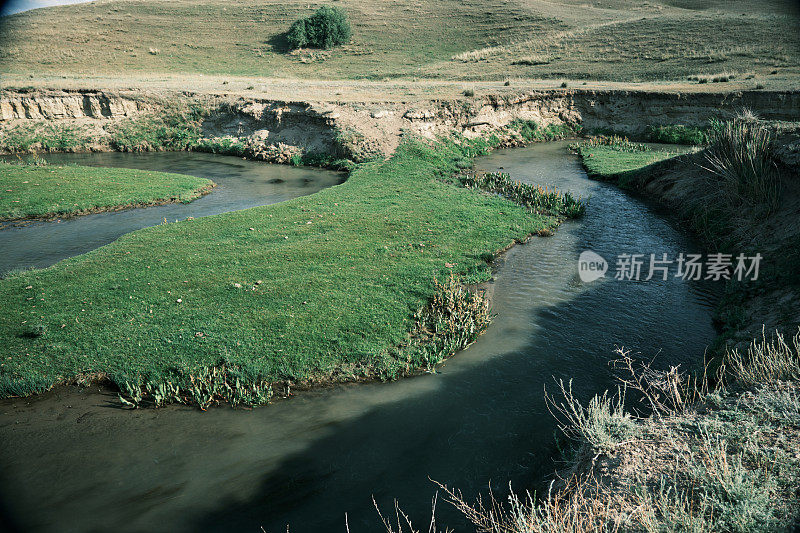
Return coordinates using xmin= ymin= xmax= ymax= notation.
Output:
xmin=0 ymin=142 xmax=718 ymax=533
xmin=0 ymin=151 xmax=345 ymax=275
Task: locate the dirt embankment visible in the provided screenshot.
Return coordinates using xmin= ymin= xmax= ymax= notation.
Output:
xmin=0 ymin=89 xmax=151 ymax=121
xmin=2 ymin=88 xmax=799 ymax=163
xmin=626 ymin=147 xmax=800 ymax=352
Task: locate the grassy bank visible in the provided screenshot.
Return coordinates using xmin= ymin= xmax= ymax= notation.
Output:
xmin=0 ymin=134 xmax=583 ymax=404
xmin=574 ymin=136 xmax=694 ymax=187
xmin=0 ymin=161 xmax=213 ymax=221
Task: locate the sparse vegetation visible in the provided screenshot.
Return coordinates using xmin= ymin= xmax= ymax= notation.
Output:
xmin=507 ymin=120 xmax=577 ymax=145
xmin=0 ymin=122 xmax=94 ymax=153
xmin=0 ymin=0 xmax=797 ymax=81
xmin=0 ymin=104 xmax=208 ymax=154
xmin=440 ymin=329 xmax=800 ymax=533
xmin=108 ymin=104 xmax=207 ymax=152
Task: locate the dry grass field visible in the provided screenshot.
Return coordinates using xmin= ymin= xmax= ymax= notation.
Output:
xmin=0 ymin=0 xmax=798 ymax=82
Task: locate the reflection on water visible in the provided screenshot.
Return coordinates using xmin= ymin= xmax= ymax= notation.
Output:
xmin=0 ymin=142 xmax=718 ymax=533
xmin=0 ymin=151 xmax=344 ymax=275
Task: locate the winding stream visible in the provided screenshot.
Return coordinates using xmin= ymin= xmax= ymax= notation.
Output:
xmin=0 ymin=142 xmax=718 ymax=532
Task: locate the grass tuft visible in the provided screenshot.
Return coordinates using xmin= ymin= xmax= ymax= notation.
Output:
xmin=725 ymin=327 xmax=800 ymax=387
xmin=702 ymin=118 xmax=780 ymax=213
xmin=546 ymin=379 xmax=638 ymax=451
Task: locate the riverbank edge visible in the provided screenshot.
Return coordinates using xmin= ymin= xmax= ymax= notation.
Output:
xmin=576 ymin=137 xmax=800 ymax=355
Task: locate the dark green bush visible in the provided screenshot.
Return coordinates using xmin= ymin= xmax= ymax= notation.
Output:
xmin=286 ymin=18 xmax=309 ymax=49
xmin=646 ymin=124 xmax=708 ymax=145
xmin=286 ymin=6 xmax=351 ymax=50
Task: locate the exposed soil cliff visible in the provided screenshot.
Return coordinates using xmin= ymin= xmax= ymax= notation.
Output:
xmin=0 ymin=89 xmax=150 ymax=121
xmin=2 ymin=88 xmax=799 ymax=164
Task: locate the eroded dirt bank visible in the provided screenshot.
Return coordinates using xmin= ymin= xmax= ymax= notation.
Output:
xmin=2 ymin=88 xmax=799 ymax=164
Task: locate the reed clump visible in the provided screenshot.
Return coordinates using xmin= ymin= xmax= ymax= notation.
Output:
xmin=118 ymin=363 xmax=274 ymax=410
xmin=461 ymin=171 xmax=586 ymax=218
xmin=400 ymin=274 xmax=492 ymax=373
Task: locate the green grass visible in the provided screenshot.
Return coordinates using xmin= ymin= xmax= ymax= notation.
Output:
xmin=0 ymin=136 xmax=580 ymax=399
xmin=576 ymin=143 xmax=692 ymax=187
xmin=0 ymin=162 xmax=213 ymax=220
xmin=646 ymin=124 xmax=708 ymax=145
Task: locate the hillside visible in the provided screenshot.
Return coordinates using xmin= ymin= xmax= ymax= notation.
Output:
xmin=0 ymin=0 xmax=798 ymax=82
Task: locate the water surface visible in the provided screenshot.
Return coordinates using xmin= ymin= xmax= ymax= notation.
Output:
xmin=0 ymin=142 xmax=718 ymax=533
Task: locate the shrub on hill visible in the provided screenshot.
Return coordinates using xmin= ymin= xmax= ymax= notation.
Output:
xmin=286 ymin=6 xmax=351 ymax=50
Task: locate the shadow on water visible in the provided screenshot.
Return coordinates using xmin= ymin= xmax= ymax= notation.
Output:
xmin=191 ymin=218 xmax=717 ymax=532
xmin=189 ymin=288 xmax=672 ymax=532
xmin=0 ymin=141 xmax=719 ymax=532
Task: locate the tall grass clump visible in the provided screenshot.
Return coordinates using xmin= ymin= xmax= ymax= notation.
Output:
xmin=286 ymin=5 xmax=351 ymax=50
xmin=725 ymin=327 xmax=800 ymax=387
xmin=702 ymin=118 xmax=780 ymax=213
xmin=546 ymin=379 xmax=638 ymax=451
xmin=461 ymin=171 xmax=586 ymax=218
